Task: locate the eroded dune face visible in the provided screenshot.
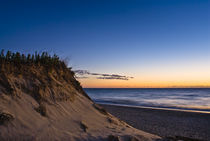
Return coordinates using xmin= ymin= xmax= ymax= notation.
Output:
xmin=0 ymin=65 xmax=161 ymax=141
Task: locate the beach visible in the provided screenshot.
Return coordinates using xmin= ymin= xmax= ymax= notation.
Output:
xmin=101 ymin=104 xmax=210 ymax=140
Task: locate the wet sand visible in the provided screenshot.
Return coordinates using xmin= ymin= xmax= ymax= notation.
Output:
xmin=101 ymin=104 xmax=210 ymax=141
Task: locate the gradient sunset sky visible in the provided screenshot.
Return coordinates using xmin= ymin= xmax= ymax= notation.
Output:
xmin=0 ymin=0 xmax=209 ymax=88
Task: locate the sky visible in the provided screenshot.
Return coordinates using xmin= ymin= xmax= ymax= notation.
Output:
xmin=0 ymin=0 xmax=209 ymax=88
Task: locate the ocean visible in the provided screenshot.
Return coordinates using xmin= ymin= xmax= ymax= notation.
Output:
xmin=84 ymin=88 xmax=210 ymax=113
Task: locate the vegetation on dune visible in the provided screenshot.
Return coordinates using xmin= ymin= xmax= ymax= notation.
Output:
xmin=0 ymin=49 xmax=67 ymax=70
xmin=34 ymin=103 xmax=47 ymax=117
xmin=0 ymin=49 xmax=91 ymax=102
xmin=0 ymin=110 xmax=14 ymax=125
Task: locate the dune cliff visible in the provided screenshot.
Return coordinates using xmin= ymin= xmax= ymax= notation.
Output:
xmin=0 ymin=51 xmax=161 ymax=141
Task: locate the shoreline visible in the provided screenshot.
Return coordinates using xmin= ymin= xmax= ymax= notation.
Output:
xmin=101 ymin=104 xmax=210 ymax=140
xmin=98 ymin=103 xmax=210 ymax=114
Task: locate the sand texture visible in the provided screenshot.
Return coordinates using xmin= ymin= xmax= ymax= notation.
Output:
xmin=102 ymin=104 xmax=210 ymax=141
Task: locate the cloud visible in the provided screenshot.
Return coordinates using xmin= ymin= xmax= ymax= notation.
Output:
xmin=74 ymin=70 xmax=90 ymax=75
xmin=73 ymin=70 xmax=134 ymax=81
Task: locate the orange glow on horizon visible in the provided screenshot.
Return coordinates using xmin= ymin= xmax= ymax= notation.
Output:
xmin=79 ymin=78 xmax=210 ymax=88
xmin=77 ymin=64 xmax=210 ymax=88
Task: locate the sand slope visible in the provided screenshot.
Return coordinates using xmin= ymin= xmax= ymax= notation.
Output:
xmin=0 ymin=65 xmax=161 ymax=141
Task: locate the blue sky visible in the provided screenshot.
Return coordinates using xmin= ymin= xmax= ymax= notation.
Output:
xmin=0 ymin=0 xmax=209 ymax=87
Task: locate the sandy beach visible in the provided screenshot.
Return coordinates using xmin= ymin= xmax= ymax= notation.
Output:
xmin=101 ymin=104 xmax=210 ymax=141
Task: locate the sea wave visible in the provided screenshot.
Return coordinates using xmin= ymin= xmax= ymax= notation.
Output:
xmin=85 ymin=88 xmax=210 ymax=113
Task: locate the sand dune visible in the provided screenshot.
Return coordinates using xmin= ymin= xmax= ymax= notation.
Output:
xmin=0 ymin=63 xmax=161 ymax=141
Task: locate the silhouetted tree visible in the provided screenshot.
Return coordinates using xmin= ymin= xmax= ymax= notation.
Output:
xmin=0 ymin=49 xmax=68 ymax=70
xmin=6 ymin=51 xmax=12 ymax=61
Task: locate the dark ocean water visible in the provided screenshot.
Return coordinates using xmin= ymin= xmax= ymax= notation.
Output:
xmin=84 ymin=88 xmax=210 ymax=113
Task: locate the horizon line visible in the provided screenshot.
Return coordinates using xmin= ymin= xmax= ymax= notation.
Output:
xmin=83 ymin=87 xmax=210 ymax=89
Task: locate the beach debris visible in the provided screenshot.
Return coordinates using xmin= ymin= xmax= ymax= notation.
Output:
xmin=107 ymin=135 xmax=120 ymax=141
xmin=0 ymin=110 xmax=14 ymax=125
xmin=80 ymin=121 xmax=88 ymax=132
